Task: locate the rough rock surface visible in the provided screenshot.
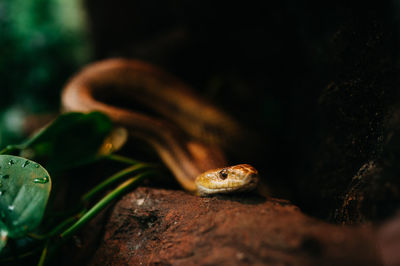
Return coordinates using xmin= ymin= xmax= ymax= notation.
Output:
xmin=88 ymin=187 xmax=381 ymax=265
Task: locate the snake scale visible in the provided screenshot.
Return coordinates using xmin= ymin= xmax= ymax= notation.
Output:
xmin=61 ymin=59 xmax=259 ymax=195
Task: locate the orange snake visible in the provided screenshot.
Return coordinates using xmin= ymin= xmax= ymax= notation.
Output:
xmin=61 ymin=59 xmax=259 ymax=195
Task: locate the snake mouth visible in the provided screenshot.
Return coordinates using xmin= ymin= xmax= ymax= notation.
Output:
xmin=238 ymin=173 xmax=259 ymax=191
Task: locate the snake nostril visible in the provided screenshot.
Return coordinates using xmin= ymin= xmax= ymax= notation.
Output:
xmin=219 ymin=169 xmax=228 ymax=180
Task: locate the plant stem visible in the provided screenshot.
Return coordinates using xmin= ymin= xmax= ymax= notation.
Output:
xmin=29 ymin=215 xmax=78 ymax=240
xmin=60 ymin=171 xmax=154 ymax=240
xmin=0 ymin=145 xmax=22 ymax=155
xmin=81 ymin=163 xmax=153 ymax=202
xmin=104 ymin=154 xmax=141 ymax=165
xmin=37 ymin=241 xmax=49 ymax=266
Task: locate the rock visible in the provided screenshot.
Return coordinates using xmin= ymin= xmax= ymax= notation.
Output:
xmin=378 ymin=214 xmax=400 ymax=266
xmin=297 ymin=4 xmax=399 ymax=221
xmin=88 ymin=187 xmax=381 ymax=265
xmin=334 ymin=109 xmax=400 ymax=224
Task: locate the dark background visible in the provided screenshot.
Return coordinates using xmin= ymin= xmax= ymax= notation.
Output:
xmin=1 ymin=0 xmax=400 ymax=222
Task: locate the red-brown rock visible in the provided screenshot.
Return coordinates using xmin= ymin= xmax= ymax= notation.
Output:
xmin=87 ymin=187 xmax=381 ymax=265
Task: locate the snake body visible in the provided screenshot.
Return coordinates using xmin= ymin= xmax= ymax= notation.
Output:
xmin=61 ymin=59 xmax=259 ymax=195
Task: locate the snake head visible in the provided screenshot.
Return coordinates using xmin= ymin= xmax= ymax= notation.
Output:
xmin=195 ymin=164 xmax=259 ymax=196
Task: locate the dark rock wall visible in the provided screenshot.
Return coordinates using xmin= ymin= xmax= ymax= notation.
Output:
xmin=302 ymin=3 xmax=400 ymax=220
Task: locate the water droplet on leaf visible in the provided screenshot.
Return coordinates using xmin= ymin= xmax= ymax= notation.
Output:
xmin=8 ymin=206 xmax=14 ymax=211
xmin=33 ymin=176 xmax=49 ymax=184
xmin=0 ymin=174 xmax=9 ymax=179
xmin=22 ymin=161 xmax=30 ymax=168
xmin=8 ymin=160 xmax=15 ymax=165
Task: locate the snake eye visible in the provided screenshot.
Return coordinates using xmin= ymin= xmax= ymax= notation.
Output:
xmin=219 ymin=169 xmax=228 ymax=179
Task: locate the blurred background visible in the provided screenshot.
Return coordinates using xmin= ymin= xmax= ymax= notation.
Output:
xmin=1 ymin=0 xmax=399 ymax=221
xmin=0 ymin=0 xmax=90 ymax=144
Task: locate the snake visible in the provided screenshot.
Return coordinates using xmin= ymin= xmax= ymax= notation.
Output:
xmin=61 ymin=59 xmax=259 ymax=195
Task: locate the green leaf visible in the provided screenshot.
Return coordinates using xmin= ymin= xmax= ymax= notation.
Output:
xmin=20 ymin=112 xmax=112 ymax=172
xmin=0 ymin=155 xmax=51 ymax=250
